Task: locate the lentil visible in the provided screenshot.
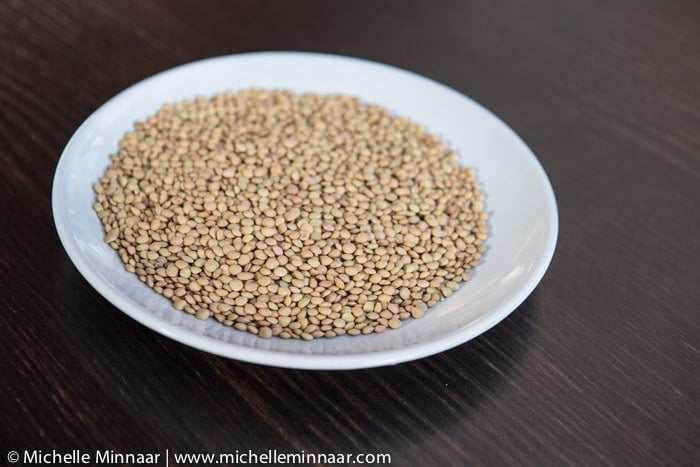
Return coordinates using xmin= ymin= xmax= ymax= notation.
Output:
xmin=95 ymin=89 xmax=488 ymax=340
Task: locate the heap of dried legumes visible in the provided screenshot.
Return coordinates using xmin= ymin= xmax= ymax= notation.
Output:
xmin=94 ymin=89 xmax=488 ymax=340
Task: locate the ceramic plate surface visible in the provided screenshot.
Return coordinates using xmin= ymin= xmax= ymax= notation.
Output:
xmin=52 ymin=52 xmax=558 ymax=369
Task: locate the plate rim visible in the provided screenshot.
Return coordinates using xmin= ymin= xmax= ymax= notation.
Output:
xmin=52 ymin=51 xmax=559 ymax=370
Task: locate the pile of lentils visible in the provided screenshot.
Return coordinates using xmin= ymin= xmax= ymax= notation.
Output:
xmin=94 ymin=89 xmax=488 ymax=340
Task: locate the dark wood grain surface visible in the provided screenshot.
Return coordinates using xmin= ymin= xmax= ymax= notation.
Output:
xmin=1 ymin=0 xmax=698 ymax=465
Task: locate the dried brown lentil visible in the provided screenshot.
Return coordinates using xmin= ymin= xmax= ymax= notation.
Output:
xmin=95 ymin=89 xmax=488 ymax=340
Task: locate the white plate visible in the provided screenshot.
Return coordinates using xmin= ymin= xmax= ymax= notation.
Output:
xmin=52 ymin=52 xmax=558 ymax=370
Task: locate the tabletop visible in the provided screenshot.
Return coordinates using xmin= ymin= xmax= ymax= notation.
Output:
xmin=1 ymin=1 xmax=698 ymax=465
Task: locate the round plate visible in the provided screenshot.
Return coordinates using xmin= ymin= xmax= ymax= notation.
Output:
xmin=52 ymin=52 xmax=558 ymax=369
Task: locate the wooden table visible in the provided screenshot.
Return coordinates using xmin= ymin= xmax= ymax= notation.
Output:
xmin=2 ymin=1 xmax=697 ymax=465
